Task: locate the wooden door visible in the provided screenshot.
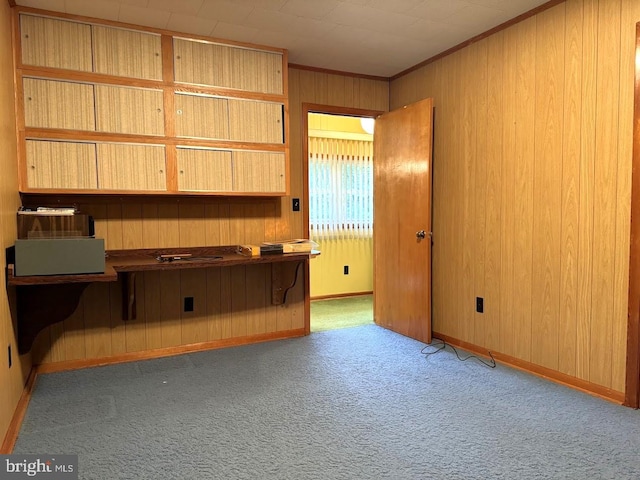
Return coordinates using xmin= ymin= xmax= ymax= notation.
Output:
xmin=373 ymin=98 xmax=433 ymax=344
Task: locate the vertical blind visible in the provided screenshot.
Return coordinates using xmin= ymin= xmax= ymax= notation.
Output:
xmin=308 ymin=137 xmax=373 ymax=239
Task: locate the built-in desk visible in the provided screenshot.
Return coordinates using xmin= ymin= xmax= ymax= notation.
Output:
xmin=7 ymin=246 xmax=318 ymax=354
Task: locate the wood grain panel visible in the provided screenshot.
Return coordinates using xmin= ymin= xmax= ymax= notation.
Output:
xmin=173 ymin=38 xmax=283 ymax=94
xmin=95 ymin=85 xmax=164 ymax=136
xmin=484 ymin=32 xmax=504 ymax=352
xmin=93 ymin=25 xmax=162 ymax=80
xmin=589 ymin=0 xmax=621 ymax=388
xmin=530 ymin=6 xmax=564 ymax=370
xmin=577 ymin=0 xmax=597 ymax=381
xmin=472 ymin=42 xmax=488 ymax=347
xmin=23 ymin=78 xmax=95 ymax=131
xmin=97 ymin=143 xmax=166 ymax=191
xmin=178 ymin=203 xmax=206 ymax=247
xmin=180 ymin=269 xmax=209 ymax=344
xmin=389 ymin=0 xmax=635 ymax=395
xmin=233 ymin=151 xmax=286 ymax=193
xmin=143 ymin=270 xmax=163 ymax=349
xmin=500 ymin=25 xmax=517 ymax=357
xmin=459 ymin=46 xmax=476 ymax=343
xmin=176 ymin=147 xmax=232 ymax=191
xmin=20 ymin=14 xmax=92 ymax=71
xmin=82 ymin=282 xmax=112 ymax=359
xmin=559 ymin=0 xmax=582 ymax=377
xmin=175 ymin=93 xmax=229 ymax=140
xmin=228 ymin=99 xmax=284 ymax=144
xmin=26 ymin=140 xmax=97 ymax=189
xmin=124 ymin=272 xmax=146 ymax=352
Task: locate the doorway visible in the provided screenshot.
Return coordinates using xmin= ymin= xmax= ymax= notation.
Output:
xmin=302 ymin=104 xmax=383 ymax=333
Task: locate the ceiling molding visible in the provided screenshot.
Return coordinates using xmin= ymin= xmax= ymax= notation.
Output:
xmin=7 ymin=0 xmax=17 ymax=7
xmin=390 ymin=0 xmax=566 ymax=81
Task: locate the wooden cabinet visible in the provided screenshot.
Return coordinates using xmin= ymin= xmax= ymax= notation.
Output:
xmin=93 ymin=26 xmax=162 ymax=81
xmin=173 ymin=38 xmax=283 ymax=94
xmin=175 ymin=94 xmax=229 ymax=140
xmin=15 ymin=12 xmax=289 ymax=196
xmin=26 ymin=140 xmax=97 ymax=190
xmin=177 ymin=148 xmax=232 ymax=191
xmin=23 ymin=78 xmax=95 ymax=131
xmin=177 ymin=148 xmax=286 ymax=193
xmin=175 ymin=94 xmax=284 ymax=144
xmin=20 ymin=15 xmax=92 ymax=71
xmin=97 ymin=144 xmax=166 ymax=191
xmin=95 ymin=85 xmax=164 ymax=136
xmin=234 ymin=151 xmax=286 ymax=193
xmin=228 ymin=99 xmax=283 ymax=144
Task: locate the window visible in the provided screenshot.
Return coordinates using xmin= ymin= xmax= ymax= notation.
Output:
xmin=308 ymin=137 xmax=373 ymax=239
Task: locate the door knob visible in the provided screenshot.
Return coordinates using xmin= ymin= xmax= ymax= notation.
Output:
xmin=416 ymin=230 xmax=426 ymax=239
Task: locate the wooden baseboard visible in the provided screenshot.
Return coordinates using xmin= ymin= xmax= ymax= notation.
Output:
xmin=1 ymin=369 xmax=37 ymax=454
xmin=433 ymin=332 xmax=626 ymax=405
xmin=36 ymin=329 xmax=306 ymax=374
xmin=311 ymin=291 xmax=372 ymax=301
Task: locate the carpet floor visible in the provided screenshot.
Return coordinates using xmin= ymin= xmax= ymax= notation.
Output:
xmin=310 ymin=294 xmax=373 ymax=332
xmin=13 ymin=325 xmax=640 ymax=480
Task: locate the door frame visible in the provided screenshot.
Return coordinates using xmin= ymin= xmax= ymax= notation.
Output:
xmin=301 ymin=103 xmax=384 ymax=334
xmin=625 ymin=22 xmax=640 ymax=408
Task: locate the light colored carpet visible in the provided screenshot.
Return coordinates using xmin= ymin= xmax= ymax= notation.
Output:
xmin=13 ymin=325 xmax=640 ymax=480
xmin=310 ymin=294 xmax=373 ymax=332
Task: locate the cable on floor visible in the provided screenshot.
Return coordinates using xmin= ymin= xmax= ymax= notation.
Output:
xmin=421 ymin=338 xmax=496 ymax=368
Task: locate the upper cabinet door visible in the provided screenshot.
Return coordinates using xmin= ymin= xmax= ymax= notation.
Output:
xmin=173 ymin=38 xmax=283 ymax=95
xmin=20 ymin=15 xmax=93 ymax=72
xmin=228 ymin=100 xmax=284 ymax=144
xmin=93 ymin=26 xmax=163 ymax=81
xmin=23 ymin=78 xmax=96 ymax=131
xmin=95 ymin=85 xmax=164 ymax=136
xmin=175 ymin=94 xmax=229 ymax=140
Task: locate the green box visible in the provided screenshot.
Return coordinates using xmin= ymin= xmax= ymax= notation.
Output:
xmin=14 ymin=238 xmax=105 ymax=276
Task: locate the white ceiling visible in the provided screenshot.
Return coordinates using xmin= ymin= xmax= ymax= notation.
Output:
xmin=15 ymin=0 xmax=551 ymax=77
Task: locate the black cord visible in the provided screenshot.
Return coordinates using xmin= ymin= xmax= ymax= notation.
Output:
xmin=421 ymin=338 xmax=496 ymax=368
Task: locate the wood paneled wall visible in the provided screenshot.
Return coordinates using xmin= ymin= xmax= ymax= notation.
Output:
xmin=0 ymin=1 xmax=28 ymax=448
xmin=390 ymin=0 xmax=640 ymax=393
xmin=26 ymin=67 xmax=388 ymax=365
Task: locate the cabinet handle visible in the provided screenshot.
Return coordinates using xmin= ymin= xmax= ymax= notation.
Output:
xmin=159 ymin=170 xmax=164 ymax=174
xmin=24 ymin=34 xmax=29 ymax=39
xmin=179 ymin=170 xmax=184 ymax=174
xmin=30 ymin=165 xmax=35 ymax=169
xmin=157 ymin=108 xmax=162 ymax=113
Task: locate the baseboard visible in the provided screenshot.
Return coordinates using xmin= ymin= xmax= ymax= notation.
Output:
xmin=311 ymin=291 xmax=372 ymax=301
xmin=36 ymin=329 xmax=306 ymax=374
xmin=434 ymin=332 xmax=626 ymax=404
xmin=0 ymin=329 xmax=306 ymax=452
xmin=0 ymin=369 xmax=37 ymax=454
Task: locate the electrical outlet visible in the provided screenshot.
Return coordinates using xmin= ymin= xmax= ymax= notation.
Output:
xmin=184 ymin=297 xmax=194 ymax=312
xmin=8 ymin=345 xmax=11 ymax=368
xmin=343 ymin=265 xmax=349 ymax=275
xmin=292 ymin=198 xmax=300 ymax=212
xmin=476 ymin=297 xmax=484 ymax=313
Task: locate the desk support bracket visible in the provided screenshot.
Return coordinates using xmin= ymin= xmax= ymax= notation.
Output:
xmin=15 ymin=283 xmax=90 ymax=354
xmin=272 ymin=261 xmax=303 ymax=305
xmin=121 ymin=272 xmax=136 ymax=321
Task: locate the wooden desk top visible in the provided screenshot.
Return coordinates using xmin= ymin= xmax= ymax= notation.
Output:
xmin=7 ymin=246 xmax=319 ymax=286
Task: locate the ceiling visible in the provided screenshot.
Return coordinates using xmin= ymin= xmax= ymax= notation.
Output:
xmin=14 ymin=0 xmax=551 ymax=77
